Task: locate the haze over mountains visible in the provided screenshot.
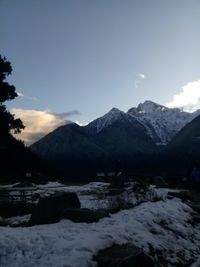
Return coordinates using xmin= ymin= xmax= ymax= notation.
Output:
xmin=30 ymin=101 xmax=200 ymax=177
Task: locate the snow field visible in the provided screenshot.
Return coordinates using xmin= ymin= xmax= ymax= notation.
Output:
xmin=0 ymin=198 xmax=200 ymax=267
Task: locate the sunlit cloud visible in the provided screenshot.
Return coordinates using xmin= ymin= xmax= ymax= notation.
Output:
xmin=167 ymin=80 xmax=200 ymax=112
xmin=11 ymin=108 xmax=75 ymax=145
xmin=75 ymin=120 xmax=88 ymax=126
xmin=134 ymin=73 xmax=146 ymax=88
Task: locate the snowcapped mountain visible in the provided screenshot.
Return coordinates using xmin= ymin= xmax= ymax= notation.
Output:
xmin=31 ymin=104 xmax=157 ymax=175
xmin=30 ymin=100 xmax=200 ymax=176
xmin=85 ymin=108 xmax=131 ymax=134
xmin=128 ymin=101 xmax=200 ymax=145
xmin=86 ymin=100 xmax=200 ymax=145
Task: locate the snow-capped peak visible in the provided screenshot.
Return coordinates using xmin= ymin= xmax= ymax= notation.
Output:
xmin=128 ymin=101 xmax=167 ymax=115
xmin=86 ymin=107 xmax=126 ymax=134
xmin=108 ymin=107 xmax=123 ymax=115
xmin=128 ymin=101 xmax=200 ymax=145
xmin=137 ymin=100 xmax=166 ymax=113
xmin=86 ymin=101 xmax=200 ymax=145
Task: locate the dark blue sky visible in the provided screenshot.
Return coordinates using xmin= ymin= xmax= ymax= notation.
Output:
xmin=1 ymin=0 xmax=200 ymax=125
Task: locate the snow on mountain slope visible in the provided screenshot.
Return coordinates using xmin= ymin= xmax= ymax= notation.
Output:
xmin=128 ymin=101 xmax=200 ymax=145
xmin=86 ymin=101 xmax=200 ymax=145
xmin=85 ymin=108 xmax=131 ymax=134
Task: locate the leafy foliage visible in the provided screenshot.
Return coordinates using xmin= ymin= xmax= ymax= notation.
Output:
xmin=0 ymin=55 xmax=60 ymax=182
xmin=0 ymin=55 xmax=24 ymax=135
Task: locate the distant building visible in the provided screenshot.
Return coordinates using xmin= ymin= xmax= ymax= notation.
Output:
xmin=96 ymin=171 xmax=123 ymax=182
xmin=97 ymin=172 xmax=106 ymax=178
xmin=26 ymin=173 xmax=32 ymax=178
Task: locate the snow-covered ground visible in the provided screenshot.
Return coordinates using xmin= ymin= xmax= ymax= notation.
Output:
xmin=1 ymin=214 xmax=31 ymax=226
xmin=6 ymin=182 xmax=159 ymax=210
xmin=191 ymin=257 xmax=200 ymax=267
xmin=1 ymin=182 xmax=200 ymax=266
xmin=0 ymin=198 xmax=200 ymax=267
xmin=30 ymin=182 xmax=183 ymax=210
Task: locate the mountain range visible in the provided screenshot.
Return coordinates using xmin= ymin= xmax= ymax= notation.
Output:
xmin=85 ymin=100 xmax=200 ymax=145
xmin=30 ymin=101 xmax=200 ymax=178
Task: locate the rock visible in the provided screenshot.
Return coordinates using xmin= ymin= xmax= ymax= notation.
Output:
xmin=62 ymin=208 xmax=109 ymax=223
xmin=93 ymin=244 xmax=155 ymax=267
xmin=188 ymin=203 xmax=200 ymax=213
xmin=0 ymin=200 xmax=35 ymax=217
xmin=28 ymin=192 xmax=80 ymax=226
xmin=192 ymin=214 xmax=200 ymax=223
xmin=153 ymin=176 xmax=168 ymax=188
xmin=0 ymin=216 xmax=8 ymax=226
xmin=168 ymin=190 xmax=192 ymax=201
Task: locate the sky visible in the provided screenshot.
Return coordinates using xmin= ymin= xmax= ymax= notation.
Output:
xmin=1 ymin=0 xmax=200 ymax=144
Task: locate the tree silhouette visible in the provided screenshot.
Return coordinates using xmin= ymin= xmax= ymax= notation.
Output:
xmin=0 ymin=55 xmax=24 ymax=136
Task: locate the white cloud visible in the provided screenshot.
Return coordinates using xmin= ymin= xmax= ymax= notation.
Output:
xmin=11 ymin=108 xmax=72 ymax=146
xmin=137 ymin=73 xmax=146 ymax=79
xmin=17 ymin=92 xmax=24 ymax=97
xmin=75 ymin=120 xmax=88 ymax=126
xmin=16 ymin=92 xmax=38 ymax=101
xmin=167 ymin=80 xmax=200 ymax=112
xmin=134 ymin=73 xmax=146 ymax=88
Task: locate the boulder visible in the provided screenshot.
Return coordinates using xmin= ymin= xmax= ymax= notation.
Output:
xmin=28 ymin=192 xmax=80 ymax=226
xmin=0 ymin=216 xmax=8 ymax=226
xmin=62 ymin=208 xmax=109 ymax=223
xmin=0 ymin=200 xmax=35 ymax=217
xmin=168 ymin=190 xmax=192 ymax=201
xmin=153 ymin=176 xmax=168 ymax=188
xmin=188 ymin=203 xmax=200 ymax=213
xmin=93 ymin=244 xmax=155 ymax=267
xmin=192 ymin=214 xmax=200 ymax=223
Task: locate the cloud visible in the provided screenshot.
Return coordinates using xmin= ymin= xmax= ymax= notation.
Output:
xmin=134 ymin=73 xmax=146 ymax=88
xmin=53 ymin=110 xmax=81 ymax=119
xmin=137 ymin=73 xmax=146 ymax=79
xmin=11 ymin=108 xmax=75 ymax=145
xmin=17 ymin=91 xmax=38 ymax=101
xmin=75 ymin=120 xmax=88 ymax=126
xmin=167 ymin=80 xmax=200 ymax=112
xmin=17 ymin=92 xmax=24 ymax=97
